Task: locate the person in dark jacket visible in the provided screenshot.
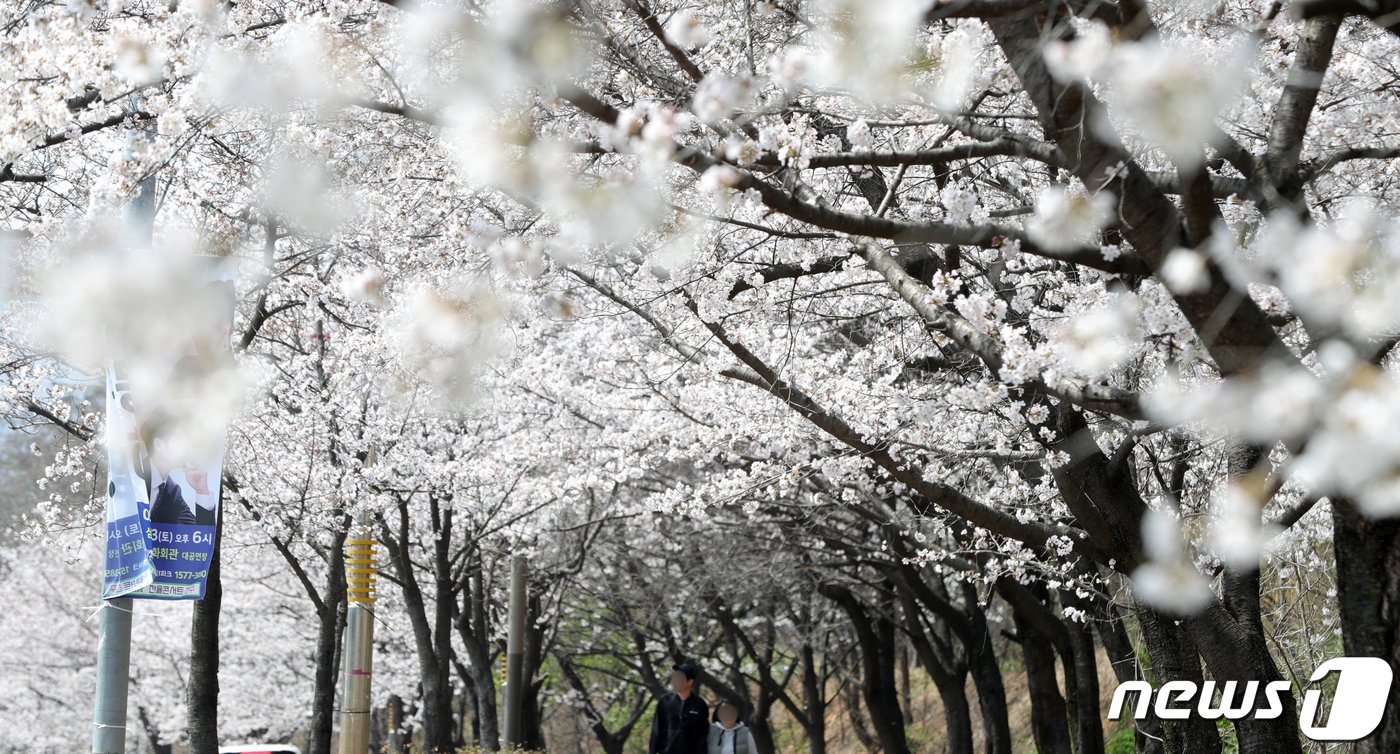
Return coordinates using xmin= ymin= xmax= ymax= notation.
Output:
xmin=649 ymin=662 xmax=709 ymax=754
xmin=141 ymin=413 xmax=216 ymax=527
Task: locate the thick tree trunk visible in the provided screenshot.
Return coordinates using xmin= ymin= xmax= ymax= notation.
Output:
xmin=458 ymin=563 xmax=500 ymax=750
xmin=1190 ymin=624 xmax=1301 ymax=753
xmin=416 ymin=605 xmax=457 ymax=754
xmin=1013 ymin=611 xmax=1073 ymax=754
xmin=468 ymin=660 xmax=499 ymax=749
xmin=1191 ymin=565 xmax=1303 ymax=754
xmin=1095 ymin=600 xmax=1164 ymax=754
xmin=187 ymin=521 xmax=222 ymax=754
xmin=457 ymin=670 xmax=480 ymax=745
xmin=924 ymin=652 xmax=974 ymax=754
xmin=1137 ymin=608 xmax=1221 ymax=754
xmin=1332 ymin=498 xmax=1400 ymax=754
xmin=307 ymin=534 xmax=347 ymax=754
xmin=999 ymin=579 xmax=1086 ymax=754
xmin=897 ymin=588 xmax=974 ymax=754
xmin=749 ymin=710 xmax=778 ymax=754
xmin=963 ymin=606 xmax=1014 ymax=754
xmin=819 ymin=584 xmax=913 ymax=754
xmin=520 ymin=594 xmax=548 ymax=751
xmin=522 ymin=679 xmax=547 ymax=751
xmin=456 ymin=688 xmax=471 ymax=749
xmin=419 ymin=669 xmax=455 ymax=753
xmin=1066 ymin=611 xmax=1105 ymax=754
xmin=801 ymin=643 xmax=828 ymax=754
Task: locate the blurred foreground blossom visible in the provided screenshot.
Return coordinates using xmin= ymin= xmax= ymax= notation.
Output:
xmin=384 ymin=278 xmax=508 ymax=406
xmin=1257 ymin=203 xmax=1400 ymax=339
xmin=35 ymin=235 xmax=247 ymax=455
xmin=1160 ymin=249 xmax=1210 ymax=294
xmin=1210 ymin=483 xmax=1283 ymax=570
xmin=1054 ymin=294 xmax=1140 ymax=378
xmin=809 ymin=0 xmax=929 ymax=104
xmin=1291 ymin=366 xmax=1400 ymax=516
xmin=1102 ymin=40 xmax=1249 ymax=170
xmin=1027 ymin=186 xmax=1113 ymax=251
xmin=1132 ymin=509 xmax=1214 ymax=615
xmin=1043 ymin=21 xmax=1113 ymax=83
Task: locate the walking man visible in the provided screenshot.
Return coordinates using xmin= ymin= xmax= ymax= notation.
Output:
xmin=650 ymin=662 xmax=709 ymax=754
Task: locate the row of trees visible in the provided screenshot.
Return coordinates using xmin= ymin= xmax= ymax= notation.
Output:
xmin=2 ymin=0 xmax=1399 ymax=752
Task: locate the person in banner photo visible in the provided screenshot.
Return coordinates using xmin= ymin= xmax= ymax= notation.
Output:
xmin=143 ymin=277 xmax=235 ymax=529
xmin=142 ymin=410 xmax=217 ymax=527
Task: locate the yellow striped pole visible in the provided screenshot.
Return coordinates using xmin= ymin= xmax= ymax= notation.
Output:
xmin=338 ymin=511 xmax=377 ymax=754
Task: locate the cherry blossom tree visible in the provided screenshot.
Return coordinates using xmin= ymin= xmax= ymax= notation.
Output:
xmin=3 ymin=0 xmax=1400 ymax=753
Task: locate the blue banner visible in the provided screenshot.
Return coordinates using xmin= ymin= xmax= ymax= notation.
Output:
xmin=102 ymin=255 xmax=236 ymax=600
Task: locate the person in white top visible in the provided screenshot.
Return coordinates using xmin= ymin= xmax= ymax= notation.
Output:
xmin=707 ymin=699 xmax=758 ymax=754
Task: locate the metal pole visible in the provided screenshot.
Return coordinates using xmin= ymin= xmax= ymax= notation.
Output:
xmin=503 ymin=556 xmax=528 ymax=747
xmin=93 ymin=100 xmax=155 ymax=754
xmin=93 ymin=599 xmax=134 ymax=753
xmin=338 ymin=509 xmax=378 ymax=754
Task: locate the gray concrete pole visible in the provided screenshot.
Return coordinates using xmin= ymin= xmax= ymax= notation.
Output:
xmin=338 ymin=510 xmax=378 ymax=754
xmin=503 ymin=556 xmax=528 ymax=747
xmin=92 ymin=599 xmax=134 ymax=753
xmin=93 ymin=101 xmax=156 ymax=754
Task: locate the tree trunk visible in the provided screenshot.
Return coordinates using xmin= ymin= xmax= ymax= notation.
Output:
xmin=1095 ymin=599 xmax=1164 ymax=754
xmin=897 ymin=588 xmax=973 ymax=754
xmin=1137 ymin=607 xmax=1221 ymax=754
xmin=801 ymin=643 xmax=828 ymax=754
xmin=963 ymin=603 xmax=1014 ymax=754
xmin=187 ymin=521 xmax=222 ymax=754
xmin=1332 ymin=498 xmax=1400 ymax=754
xmin=1013 ymin=611 xmax=1073 ymax=754
xmin=1190 ymin=568 xmax=1303 ymax=754
xmin=468 ymin=659 xmax=500 ymax=750
xmin=520 ymin=593 xmax=548 ymax=751
xmin=844 ymin=687 xmax=880 ymax=754
xmin=523 ymin=679 xmax=547 ymax=751
xmin=819 ymin=584 xmax=913 ymax=754
xmin=920 ymin=648 xmax=974 ymax=754
xmin=383 ymin=496 xmax=456 ymax=753
xmin=458 ymin=562 xmax=500 ymax=750
xmin=420 ymin=673 xmax=455 ymax=753
xmin=748 ymin=719 xmax=777 ymax=754
xmin=429 ymin=506 xmax=460 ymax=751
xmin=890 ymin=559 xmax=1011 ymax=754
xmin=418 ymin=615 xmax=456 ymax=751
xmin=1065 ymin=603 xmax=1106 ymax=754
xmin=308 ymin=533 xmax=347 ymax=754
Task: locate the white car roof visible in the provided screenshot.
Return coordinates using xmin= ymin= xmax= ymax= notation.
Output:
xmin=218 ymin=746 xmax=300 ymax=754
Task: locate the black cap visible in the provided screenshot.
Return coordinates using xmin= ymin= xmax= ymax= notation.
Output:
xmin=672 ymin=662 xmax=698 ymax=680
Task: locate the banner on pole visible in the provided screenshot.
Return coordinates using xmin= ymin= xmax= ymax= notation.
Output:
xmin=102 ymin=255 xmax=237 ymax=600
